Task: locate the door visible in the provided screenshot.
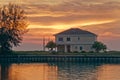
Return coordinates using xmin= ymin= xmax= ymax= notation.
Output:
xmin=67 ymin=45 xmax=71 ymax=52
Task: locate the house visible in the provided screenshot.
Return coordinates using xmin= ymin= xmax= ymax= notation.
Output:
xmin=54 ymin=28 xmax=97 ymax=52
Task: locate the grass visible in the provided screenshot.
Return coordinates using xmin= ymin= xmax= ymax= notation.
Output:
xmin=11 ymin=51 xmax=120 ymax=56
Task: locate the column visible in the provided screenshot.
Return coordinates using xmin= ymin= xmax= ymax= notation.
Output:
xmin=65 ymin=45 xmax=67 ymax=53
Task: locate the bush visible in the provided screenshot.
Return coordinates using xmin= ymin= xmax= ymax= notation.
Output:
xmin=81 ymin=51 xmax=86 ymax=53
xmin=73 ymin=51 xmax=79 ymax=53
xmin=89 ymin=51 xmax=94 ymax=53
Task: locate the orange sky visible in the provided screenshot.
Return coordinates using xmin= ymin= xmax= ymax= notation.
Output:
xmin=1 ymin=0 xmax=120 ymax=51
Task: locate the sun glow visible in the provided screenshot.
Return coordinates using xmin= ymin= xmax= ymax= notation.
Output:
xmin=28 ymin=20 xmax=116 ymax=29
xmin=80 ymin=20 xmax=116 ymax=26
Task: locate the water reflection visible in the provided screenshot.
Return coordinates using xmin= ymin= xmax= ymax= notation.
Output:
xmin=10 ymin=63 xmax=57 ymax=80
xmin=0 ymin=63 xmax=57 ymax=80
xmin=56 ymin=62 xmax=98 ymax=80
xmin=0 ymin=63 xmax=10 ymax=80
xmin=97 ymin=64 xmax=120 ymax=80
xmin=0 ymin=62 xmax=120 ymax=80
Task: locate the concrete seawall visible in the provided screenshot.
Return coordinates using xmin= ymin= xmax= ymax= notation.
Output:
xmin=0 ymin=55 xmax=120 ymax=63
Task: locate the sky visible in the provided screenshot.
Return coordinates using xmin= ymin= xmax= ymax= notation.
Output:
xmin=1 ymin=0 xmax=120 ymax=51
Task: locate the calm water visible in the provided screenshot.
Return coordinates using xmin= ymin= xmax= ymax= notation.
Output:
xmin=0 ymin=62 xmax=120 ymax=80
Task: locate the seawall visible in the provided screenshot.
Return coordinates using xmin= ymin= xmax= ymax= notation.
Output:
xmin=0 ymin=55 xmax=120 ymax=63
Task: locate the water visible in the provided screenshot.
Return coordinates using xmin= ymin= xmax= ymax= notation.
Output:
xmin=0 ymin=62 xmax=120 ymax=80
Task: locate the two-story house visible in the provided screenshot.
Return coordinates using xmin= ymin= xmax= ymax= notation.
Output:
xmin=54 ymin=28 xmax=97 ymax=52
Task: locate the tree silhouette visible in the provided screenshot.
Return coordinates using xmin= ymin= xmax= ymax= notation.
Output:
xmin=102 ymin=44 xmax=107 ymax=52
xmin=0 ymin=3 xmax=28 ymax=54
xmin=92 ymin=41 xmax=107 ymax=53
xmin=46 ymin=41 xmax=56 ymax=51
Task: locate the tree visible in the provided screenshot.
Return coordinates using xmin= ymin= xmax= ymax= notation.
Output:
xmin=46 ymin=41 xmax=56 ymax=51
xmin=102 ymin=44 xmax=107 ymax=52
xmin=0 ymin=3 xmax=28 ymax=54
xmin=92 ymin=41 xmax=107 ymax=53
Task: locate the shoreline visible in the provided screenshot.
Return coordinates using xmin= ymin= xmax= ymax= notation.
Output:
xmin=0 ymin=54 xmax=120 ymax=63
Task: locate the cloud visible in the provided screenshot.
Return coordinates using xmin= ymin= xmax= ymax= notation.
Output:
xmin=81 ymin=20 xmax=120 ymax=34
xmin=19 ymin=1 xmax=120 ymax=26
xmin=2 ymin=0 xmax=119 ymax=26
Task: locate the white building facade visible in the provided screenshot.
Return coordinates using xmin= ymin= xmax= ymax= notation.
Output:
xmin=54 ymin=28 xmax=97 ymax=52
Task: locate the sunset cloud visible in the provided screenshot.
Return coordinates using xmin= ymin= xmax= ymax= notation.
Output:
xmin=1 ymin=0 xmax=120 ymax=51
xmin=20 ymin=1 xmax=120 ymax=28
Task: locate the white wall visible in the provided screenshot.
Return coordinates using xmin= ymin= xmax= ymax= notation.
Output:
xmin=55 ymin=34 xmax=96 ymax=52
xmin=56 ymin=34 xmax=96 ymax=45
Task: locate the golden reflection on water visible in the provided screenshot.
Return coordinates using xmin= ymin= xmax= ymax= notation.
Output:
xmin=97 ymin=64 xmax=120 ymax=80
xmin=8 ymin=63 xmax=58 ymax=80
xmin=0 ymin=63 xmax=120 ymax=80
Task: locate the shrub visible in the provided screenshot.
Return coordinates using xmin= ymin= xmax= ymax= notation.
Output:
xmin=73 ymin=51 xmax=79 ymax=53
xmin=89 ymin=51 xmax=94 ymax=53
xmin=81 ymin=51 xmax=86 ymax=53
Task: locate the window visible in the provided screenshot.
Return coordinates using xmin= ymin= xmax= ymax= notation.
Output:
xmin=58 ymin=37 xmax=63 ymax=41
xmin=67 ymin=37 xmax=71 ymax=41
xmin=80 ymin=46 xmax=83 ymax=50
